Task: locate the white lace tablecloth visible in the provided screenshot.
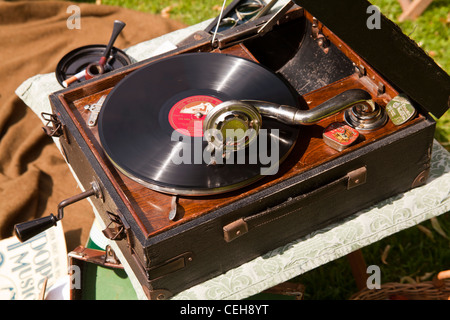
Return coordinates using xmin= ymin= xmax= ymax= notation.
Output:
xmin=16 ymin=18 xmax=450 ymax=300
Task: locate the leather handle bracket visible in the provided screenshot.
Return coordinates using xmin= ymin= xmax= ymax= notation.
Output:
xmin=223 ymin=166 xmax=367 ymax=242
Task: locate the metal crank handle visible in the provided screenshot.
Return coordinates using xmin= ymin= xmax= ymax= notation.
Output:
xmin=247 ymin=89 xmax=373 ymax=125
xmin=14 ymin=181 xmax=103 ymax=243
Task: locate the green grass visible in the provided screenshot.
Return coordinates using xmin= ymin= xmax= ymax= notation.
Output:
xmin=370 ymin=0 xmax=450 ymax=151
xmin=297 ymin=216 xmax=450 ymax=300
xmin=371 ymin=0 xmax=450 ymax=72
xmin=85 ymin=0 xmax=450 ymax=299
xmin=101 ymin=0 xmax=234 ymax=26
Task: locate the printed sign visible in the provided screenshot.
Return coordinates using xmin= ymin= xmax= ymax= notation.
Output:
xmin=0 ymin=223 xmax=67 ymax=300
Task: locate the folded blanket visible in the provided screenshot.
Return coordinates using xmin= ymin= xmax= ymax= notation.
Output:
xmin=0 ymin=0 xmax=186 ymax=250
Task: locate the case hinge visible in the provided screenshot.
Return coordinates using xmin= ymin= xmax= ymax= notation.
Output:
xmin=215 ymin=1 xmax=296 ymax=49
xmin=68 ymin=245 xmax=123 ymax=300
xmin=68 ymin=245 xmax=123 ymax=269
xmin=311 ymin=17 xmax=329 ymax=54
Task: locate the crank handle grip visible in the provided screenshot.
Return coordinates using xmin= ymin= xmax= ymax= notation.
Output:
xmin=14 ymin=214 xmax=59 ymax=243
xmin=13 ymin=181 xmax=103 ymax=243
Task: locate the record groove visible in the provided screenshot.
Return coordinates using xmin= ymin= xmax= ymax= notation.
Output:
xmin=98 ymin=52 xmax=301 ymax=195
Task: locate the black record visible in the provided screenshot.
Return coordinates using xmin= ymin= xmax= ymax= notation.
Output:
xmin=98 ymin=52 xmax=300 ymax=196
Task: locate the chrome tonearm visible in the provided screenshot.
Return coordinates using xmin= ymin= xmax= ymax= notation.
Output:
xmin=203 ymin=89 xmax=386 ymax=152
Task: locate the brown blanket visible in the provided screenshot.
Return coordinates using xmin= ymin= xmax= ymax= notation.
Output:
xmin=0 ymin=1 xmax=186 ymax=250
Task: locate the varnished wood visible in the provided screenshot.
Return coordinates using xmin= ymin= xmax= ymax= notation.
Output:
xmin=52 ymin=10 xmax=424 ymax=239
xmin=347 ymin=249 xmax=368 ymax=291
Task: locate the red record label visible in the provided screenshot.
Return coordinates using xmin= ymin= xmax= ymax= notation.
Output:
xmin=168 ymin=95 xmax=222 ymax=137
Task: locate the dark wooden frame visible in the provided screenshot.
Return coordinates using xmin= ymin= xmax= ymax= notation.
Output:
xmin=49 ymin=7 xmax=441 ymax=299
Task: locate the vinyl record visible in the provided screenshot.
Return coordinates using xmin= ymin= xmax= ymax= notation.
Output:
xmin=98 ymin=52 xmax=300 ymax=195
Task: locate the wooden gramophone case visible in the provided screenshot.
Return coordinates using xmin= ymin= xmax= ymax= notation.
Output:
xmin=45 ymin=1 xmax=449 ymax=299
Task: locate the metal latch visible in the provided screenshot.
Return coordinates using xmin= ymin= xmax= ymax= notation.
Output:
xmin=84 ymin=95 xmax=107 ymax=127
xmin=104 ymin=245 xmax=121 ymax=265
xmin=102 ymin=211 xmax=127 ymax=241
xmin=41 ymin=112 xmax=69 ymax=144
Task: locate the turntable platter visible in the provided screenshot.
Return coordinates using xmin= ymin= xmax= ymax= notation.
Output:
xmin=98 ymin=52 xmax=300 ymax=195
